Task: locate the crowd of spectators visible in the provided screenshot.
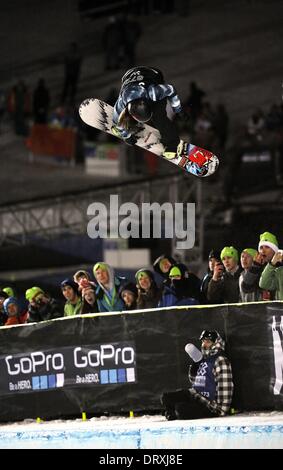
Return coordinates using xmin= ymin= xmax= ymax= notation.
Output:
xmin=1 ymin=229 xmax=283 ymax=327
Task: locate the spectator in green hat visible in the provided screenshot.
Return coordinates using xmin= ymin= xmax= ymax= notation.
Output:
xmin=135 ymin=269 xmax=161 ymax=309
xmin=158 ymin=264 xmax=199 ymax=307
xmin=2 ymin=287 xmax=16 ymax=298
xmin=258 ymin=231 xmax=279 ymax=258
xmin=207 ymin=246 xmax=242 ymax=304
xmin=241 ymin=231 xmax=278 ymax=301
xmin=26 ymin=286 xmax=63 ymax=322
xmin=259 ymin=249 xmax=283 ymax=300
xmin=239 ymin=248 xmax=260 ymax=302
xmin=93 ymin=262 xmax=126 ymax=312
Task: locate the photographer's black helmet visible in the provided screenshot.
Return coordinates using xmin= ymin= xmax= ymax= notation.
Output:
xmin=199 ymin=330 xmax=219 ymax=343
xmin=128 ymin=99 xmax=152 ymax=123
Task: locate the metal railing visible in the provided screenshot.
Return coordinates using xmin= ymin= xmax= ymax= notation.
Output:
xmin=0 ymin=172 xmax=204 ymax=264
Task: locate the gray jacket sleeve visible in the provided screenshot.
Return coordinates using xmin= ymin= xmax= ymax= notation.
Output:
xmin=259 ymin=263 xmax=279 ymax=291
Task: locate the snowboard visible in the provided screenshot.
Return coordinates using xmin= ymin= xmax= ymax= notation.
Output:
xmin=79 ymin=98 xmax=219 ymax=178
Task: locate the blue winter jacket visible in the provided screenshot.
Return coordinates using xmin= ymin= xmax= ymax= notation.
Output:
xmin=95 ymin=277 xmax=126 ymax=313
xmin=113 ymin=83 xmax=181 ymax=139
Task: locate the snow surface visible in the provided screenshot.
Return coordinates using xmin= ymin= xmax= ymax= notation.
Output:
xmin=0 ymin=412 xmax=282 ymax=449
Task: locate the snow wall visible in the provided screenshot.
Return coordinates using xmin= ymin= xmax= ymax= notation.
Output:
xmin=0 ymin=416 xmax=283 ymax=449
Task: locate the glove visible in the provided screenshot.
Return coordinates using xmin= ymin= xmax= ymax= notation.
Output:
xmin=111 ymin=126 xmax=123 ymax=138
xmin=124 ymin=135 xmax=137 ymax=146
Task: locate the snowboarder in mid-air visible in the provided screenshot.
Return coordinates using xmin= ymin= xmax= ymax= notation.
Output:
xmin=79 ymin=66 xmax=219 ymax=177
xmin=111 ymin=66 xmax=218 ymax=176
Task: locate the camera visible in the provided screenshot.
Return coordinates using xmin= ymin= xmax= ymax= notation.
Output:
xmin=216 ymin=261 xmax=224 ymax=271
xmin=214 ymin=261 xmax=225 ymax=280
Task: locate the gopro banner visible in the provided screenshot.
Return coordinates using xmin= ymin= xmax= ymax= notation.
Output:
xmin=0 ymin=342 xmax=136 ymax=396
xmin=0 ymin=302 xmax=282 ymax=422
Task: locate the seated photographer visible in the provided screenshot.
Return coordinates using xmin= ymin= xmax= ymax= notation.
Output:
xmin=207 ymin=246 xmax=242 ymax=304
xmin=161 ymin=330 xmax=234 ymax=420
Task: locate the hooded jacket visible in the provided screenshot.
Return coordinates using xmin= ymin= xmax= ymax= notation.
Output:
xmin=154 ymin=257 xmax=201 ymax=299
xmin=94 ymin=263 xmax=126 ymax=312
xmin=153 ymin=254 xmax=177 ymax=280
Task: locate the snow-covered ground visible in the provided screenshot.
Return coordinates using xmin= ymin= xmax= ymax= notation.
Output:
xmin=0 ymin=412 xmax=282 ymax=449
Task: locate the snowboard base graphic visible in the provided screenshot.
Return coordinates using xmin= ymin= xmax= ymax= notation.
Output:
xmin=79 ymin=98 xmax=219 ymax=177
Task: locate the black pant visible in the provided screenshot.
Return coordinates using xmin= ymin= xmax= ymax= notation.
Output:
xmin=161 ymin=389 xmax=216 ymax=420
xmin=150 ymin=99 xmax=180 ymax=152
